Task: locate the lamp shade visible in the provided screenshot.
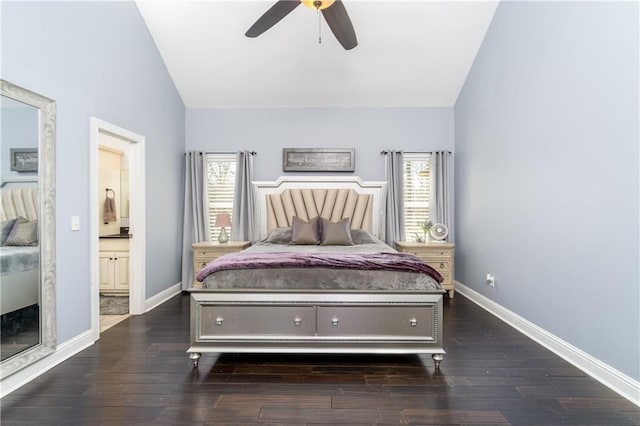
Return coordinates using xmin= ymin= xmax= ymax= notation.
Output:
xmin=215 ymin=213 xmax=231 ymax=228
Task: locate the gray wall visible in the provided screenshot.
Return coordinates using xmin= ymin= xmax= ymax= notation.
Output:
xmin=455 ymin=2 xmax=639 ymax=380
xmin=2 ymin=2 xmax=185 ymax=342
xmin=186 ymin=108 xmax=454 ymax=181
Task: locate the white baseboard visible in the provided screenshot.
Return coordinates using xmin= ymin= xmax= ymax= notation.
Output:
xmin=145 ymin=282 xmax=181 ymax=312
xmin=0 ymin=329 xmax=95 ymax=398
xmin=455 ymin=281 xmax=640 ymax=406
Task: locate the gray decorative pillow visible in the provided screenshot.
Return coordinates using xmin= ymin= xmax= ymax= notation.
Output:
xmin=265 ymin=227 xmax=292 ymax=244
xmin=290 ymin=216 xmax=320 ymax=245
xmin=1 ymin=218 xmax=17 ymax=245
xmin=320 ymin=217 xmax=353 ymax=246
xmin=350 ymin=229 xmax=378 ymax=245
xmin=4 ymin=216 xmax=38 ymax=246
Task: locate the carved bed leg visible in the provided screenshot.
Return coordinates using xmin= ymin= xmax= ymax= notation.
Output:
xmin=189 ymin=352 xmax=201 ymax=369
xmin=432 ymin=353 xmax=444 ymax=369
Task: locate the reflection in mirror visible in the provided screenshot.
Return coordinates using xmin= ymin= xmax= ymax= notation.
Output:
xmin=0 ymin=80 xmax=56 ymax=379
xmin=0 ymin=96 xmax=40 ymax=361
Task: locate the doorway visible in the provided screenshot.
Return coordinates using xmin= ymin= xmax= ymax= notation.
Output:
xmin=89 ymin=118 xmax=145 ymax=340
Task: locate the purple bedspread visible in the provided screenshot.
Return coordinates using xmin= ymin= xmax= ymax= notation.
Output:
xmin=196 ymin=252 xmax=443 ymax=283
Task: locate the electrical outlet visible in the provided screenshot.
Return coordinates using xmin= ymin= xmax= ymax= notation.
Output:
xmin=486 ymin=273 xmax=495 ymax=287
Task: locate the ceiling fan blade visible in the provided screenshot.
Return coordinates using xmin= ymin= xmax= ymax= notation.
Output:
xmin=245 ymin=1 xmax=301 ymax=38
xmin=322 ymin=0 xmax=357 ymax=50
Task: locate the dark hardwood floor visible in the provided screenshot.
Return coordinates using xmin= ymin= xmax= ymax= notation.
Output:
xmin=2 ymin=293 xmax=638 ymax=425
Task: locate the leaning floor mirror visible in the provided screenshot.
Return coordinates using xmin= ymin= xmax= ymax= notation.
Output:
xmin=0 ymin=79 xmax=56 ymax=379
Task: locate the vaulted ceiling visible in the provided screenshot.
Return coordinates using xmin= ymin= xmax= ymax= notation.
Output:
xmin=136 ymin=1 xmax=499 ymax=108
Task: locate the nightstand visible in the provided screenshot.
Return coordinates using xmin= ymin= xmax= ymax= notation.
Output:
xmin=395 ymin=240 xmax=455 ymax=298
xmin=192 ymin=241 xmax=251 ymax=288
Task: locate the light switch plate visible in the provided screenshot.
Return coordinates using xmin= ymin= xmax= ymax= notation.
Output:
xmin=71 ymin=216 xmax=80 ymax=231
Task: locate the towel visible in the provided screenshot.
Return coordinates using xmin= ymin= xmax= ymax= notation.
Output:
xmin=103 ymin=195 xmax=117 ymax=224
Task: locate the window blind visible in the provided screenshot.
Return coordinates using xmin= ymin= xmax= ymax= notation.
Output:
xmin=206 ymin=153 xmax=236 ymax=241
xmin=403 ymin=153 xmax=431 ymax=240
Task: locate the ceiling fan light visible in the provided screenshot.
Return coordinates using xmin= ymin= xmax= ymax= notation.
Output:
xmin=300 ymin=0 xmax=335 ymax=10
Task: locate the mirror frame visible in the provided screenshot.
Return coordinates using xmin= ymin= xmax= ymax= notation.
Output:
xmin=0 ymin=80 xmax=56 ymax=379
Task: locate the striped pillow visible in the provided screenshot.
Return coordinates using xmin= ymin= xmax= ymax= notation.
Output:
xmin=290 ymin=216 xmax=320 ymax=245
xmin=320 ymin=217 xmax=353 ymax=246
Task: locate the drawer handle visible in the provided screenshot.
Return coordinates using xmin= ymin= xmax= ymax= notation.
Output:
xmin=201 ymin=262 xmax=207 ymax=268
xmin=331 ymin=317 xmax=339 ymax=326
xmin=215 ymin=317 xmax=223 ymax=326
xmin=410 ymin=318 xmax=418 ymax=327
xmin=440 ymin=262 xmax=445 ymax=269
xmin=294 ymin=317 xmax=302 ymax=326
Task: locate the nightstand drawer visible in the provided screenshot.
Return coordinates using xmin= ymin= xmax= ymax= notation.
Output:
xmin=195 ymin=261 xmax=208 ymax=272
xmin=406 ymin=249 xmax=451 ymax=258
xmin=194 ymin=249 xmax=212 ymax=258
xmin=418 ymin=249 xmax=451 ymax=258
xmin=194 ymin=256 xmax=221 ymax=270
xmin=423 ymin=259 xmax=452 ymax=272
xmin=194 ymin=249 xmax=233 ymax=258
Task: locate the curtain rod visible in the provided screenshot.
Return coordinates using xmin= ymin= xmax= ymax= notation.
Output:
xmin=185 ymin=151 xmax=257 ymax=155
xmin=207 ymin=151 xmax=256 ymax=155
xmin=380 ymin=150 xmax=451 ymax=154
xmin=205 ymin=151 xmax=256 ymax=155
xmin=208 ymin=151 xmax=256 ymax=155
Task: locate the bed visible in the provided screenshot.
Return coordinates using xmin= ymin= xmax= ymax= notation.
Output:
xmin=1 ymin=187 xmax=40 ymax=316
xmin=187 ymin=177 xmax=445 ymax=368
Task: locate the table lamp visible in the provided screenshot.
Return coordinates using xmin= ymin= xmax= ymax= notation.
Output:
xmin=215 ymin=213 xmax=231 ymax=244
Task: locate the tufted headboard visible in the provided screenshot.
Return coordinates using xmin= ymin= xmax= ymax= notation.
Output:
xmin=1 ymin=187 xmax=38 ymax=221
xmin=253 ymin=176 xmax=387 ymax=241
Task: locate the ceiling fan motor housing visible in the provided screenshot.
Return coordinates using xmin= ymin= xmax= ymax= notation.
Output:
xmin=301 ymin=0 xmax=335 ymax=10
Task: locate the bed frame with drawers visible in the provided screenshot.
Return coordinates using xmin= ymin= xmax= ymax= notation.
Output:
xmin=187 ymin=177 xmax=445 ymax=369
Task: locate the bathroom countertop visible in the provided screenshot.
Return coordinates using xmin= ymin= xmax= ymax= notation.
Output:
xmin=99 ymin=234 xmax=132 ymax=239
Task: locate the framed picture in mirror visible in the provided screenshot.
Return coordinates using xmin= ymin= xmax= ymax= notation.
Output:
xmin=10 ymin=148 xmax=38 ymax=172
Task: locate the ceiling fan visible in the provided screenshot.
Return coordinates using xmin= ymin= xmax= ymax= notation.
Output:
xmin=245 ymin=0 xmax=358 ymax=50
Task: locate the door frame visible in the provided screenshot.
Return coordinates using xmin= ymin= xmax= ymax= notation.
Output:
xmin=89 ymin=117 xmax=146 ymax=340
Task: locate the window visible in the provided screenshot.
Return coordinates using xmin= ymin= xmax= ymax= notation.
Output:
xmin=403 ymin=153 xmax=431 ymax=240
xmin=206 ymin=153 xmax=236 ymax=241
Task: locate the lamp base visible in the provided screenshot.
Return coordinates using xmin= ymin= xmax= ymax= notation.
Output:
xmin=218 ymin=227 xmax=229 ymax=244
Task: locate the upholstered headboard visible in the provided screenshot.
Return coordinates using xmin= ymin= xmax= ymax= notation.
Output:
xmin=1 ymin=188 xmax=38 ymax=221
xmin=253 ymin=176 xmax=387 ymax=240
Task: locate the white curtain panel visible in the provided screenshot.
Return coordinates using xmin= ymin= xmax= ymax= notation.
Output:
xmin=384 ymin=150 xmax=405 ymax=246
xmin=181 ymin=152 xmax=209 ymax=290
xmin=231 ymin=151 xmax=255 ymax=242
xmin=429 ymin=150 xmax=454 ymax=243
